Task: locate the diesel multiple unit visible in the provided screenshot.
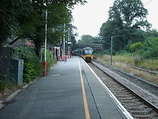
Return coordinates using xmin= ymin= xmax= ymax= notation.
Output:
xmin=73 ymin=47 xmax=94 ymax=62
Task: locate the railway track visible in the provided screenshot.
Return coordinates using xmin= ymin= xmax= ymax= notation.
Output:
xmin=89 ymin=61 xmax=158 ymax=119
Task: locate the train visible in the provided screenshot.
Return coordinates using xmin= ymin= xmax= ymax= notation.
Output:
xmin=73 ymin=47 xmax=94 ymax=62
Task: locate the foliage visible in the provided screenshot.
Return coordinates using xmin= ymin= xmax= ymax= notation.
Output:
xmin=78 ymin=35 xmax=93 ymax=43
xmin=98 ymin=53 xmax=158 ymax=71
xmin=94 ymin=52 xmax=105 ymax=58
xmin=144 ymin=29 xmax=158 ymax=37
xmin=133 ymin=54 xmax=142 ymax=65
xmin=0 ymin=73 xmax=15 ymax=92
xmin=0 ymin=80 xmax=15 ymax=92
xmin=99 ymin=0 xmax=150 ymax=53
xmin=70 ymin=34 xmax=77 ymax=50
xmin=23 ymin=61 xmax=42 ymax=83
xmin=0 ymin=0 xmax=87 ymax=55
xmin=13 ymin=47 xmax=43 ymax=83
xmin=0 ymin=0 xmax=23 ymax=45
xmin=92 ymin=37 xmax=102 ymax=44
xmin=108 ymin=0 xmax=150 ymax=29
xmin=42 ymin=49 xmax=55 ymax=70
xmin=138 ymin=59 xmax=158 ymax=71
xmin=129 ymin=42 xmax=143 ymax=52
xmin=111 ymin=53 xmax=134 ymax=64
xmin=143 ymin=37 xmax=158 ymax=59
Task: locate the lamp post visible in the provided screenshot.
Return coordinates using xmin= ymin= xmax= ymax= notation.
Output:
xmin=43 ymin=1 xmax=48 ymax=76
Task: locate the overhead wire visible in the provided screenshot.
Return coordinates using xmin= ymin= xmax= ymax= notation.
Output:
xmin=144 ymin=0 xmax=152 ymax=6
xmin=100 ymin=31 xmax=143 ymax=39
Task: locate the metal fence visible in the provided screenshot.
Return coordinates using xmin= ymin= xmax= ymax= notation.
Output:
xmin=0 ymin=47 xmax=13 ymax=81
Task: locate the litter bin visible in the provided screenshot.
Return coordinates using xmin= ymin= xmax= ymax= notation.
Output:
xmin=11 ymin=58 xmax=24 ymax=85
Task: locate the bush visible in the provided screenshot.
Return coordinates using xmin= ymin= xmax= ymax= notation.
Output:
xmin=129 ymin=42 xmax=143 ymax=53
xmin=0 ymin=78 xmax=15 ymax=92
xmin=143 ymin=37 xmax=158 ymax=59
xmin=116 ymin=50 xmax=128 ymax=55
xmin=133 ymin=54 xmax=142 ymax=65
xmin=13 ymin=47 xmax=43 ymax=83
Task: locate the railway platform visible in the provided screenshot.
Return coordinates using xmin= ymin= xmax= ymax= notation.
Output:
xmin=0 ymin=56 xmax=133 ymax=119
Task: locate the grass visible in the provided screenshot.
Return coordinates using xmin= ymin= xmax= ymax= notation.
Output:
xmin=138 ymin=59 xmax=158 ymax=71
xmin=99 ymin=54 xmax=158 ymax=71
xmin=0 ymin=81 xmax=18 ymax=100
xmin=96 ymin=54 xmax=158 ymax=85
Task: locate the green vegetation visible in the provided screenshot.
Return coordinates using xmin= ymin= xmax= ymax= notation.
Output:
xmin=94 ymin=0 xmax=158 ymax=72
xmin=0 ymin=47 xmax=55 ymax=94
xmin=13 ymin=47 xmax=56 ymax=83
xmin=96 ymin=54 xmax=158 ymax=85
xmin=42 ymin=49 xmax=56 ymax=70
xmin=0 ymin=0 xmax=86 ymax=96
xmin=129 ymin=42 xmax=143 ymax=52
xmin=96 ymin=53 xmax=158 ymax=71
xmin=143 ymin=37 xmax=158 ymax=59
xmin=99 ymin=0 xmax=151 ymax=54
xmin=78 ymin=35 xmax=94 ymax=43
xmin=13 ymin=47 xmax=43 ymax=83
xmin=78 ymin=0 xmax=158 ymax=61
xmin=0 ymin=76 xmax=15 ymax=93
xmin=0 ymin=0 xmax=86 ymax=55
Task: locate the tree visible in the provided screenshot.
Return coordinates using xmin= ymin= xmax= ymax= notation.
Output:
xmin=0 ymin=0 xmax=87 ymax=56
xmin=0 ymin=0 xmax=33 ymax=45
xmin=0 ymin=0 xmax=11 ymax=45
xmin=78 ymin=35 xmax=93 ymax=43
xmin=99 ymin=0 xmax=150 ymax=53
xmin=47 ymin=3 xmax=73 ymax=45
xmin=99 ymin=21 xmax=114 ymax=50
xmin=144 ymin=29 xmax=158 ymax=38
xmin=108 ymin=0 xmax=150 ymax=29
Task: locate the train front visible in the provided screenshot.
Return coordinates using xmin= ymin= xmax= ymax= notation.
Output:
xmin=82 ymin=47 xmax=94 ymax=62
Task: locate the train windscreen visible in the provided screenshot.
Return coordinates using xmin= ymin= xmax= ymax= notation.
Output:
xmin=84 ymin=50 xmax=93 ymax=55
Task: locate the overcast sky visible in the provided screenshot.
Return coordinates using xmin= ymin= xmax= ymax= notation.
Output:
xmin=72 ymin=0 xmax=158 ymax=40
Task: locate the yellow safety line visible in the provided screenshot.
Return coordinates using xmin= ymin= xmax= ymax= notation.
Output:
xmin=78 ymin=58 xmax=91 ymax=119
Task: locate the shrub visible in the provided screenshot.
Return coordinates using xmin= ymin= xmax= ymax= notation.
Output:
xmin=23 ymin=62 xmax=41 ymax=83
xmin=133 ymin=55 xmax=142 ymax=65
xmin=0 ymin=73 xmax=15 ymax=92
xmin=143 ymin=37 xmax=158 ymax=59
xmin=129 ymin=42 xmax=143 ymax=53
xmin=13 ymin=47 xmax=43 ymax=83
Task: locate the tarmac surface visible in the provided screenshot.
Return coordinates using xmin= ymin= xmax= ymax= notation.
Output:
xmin=0 ymin=56 xmax=133 ymax=119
